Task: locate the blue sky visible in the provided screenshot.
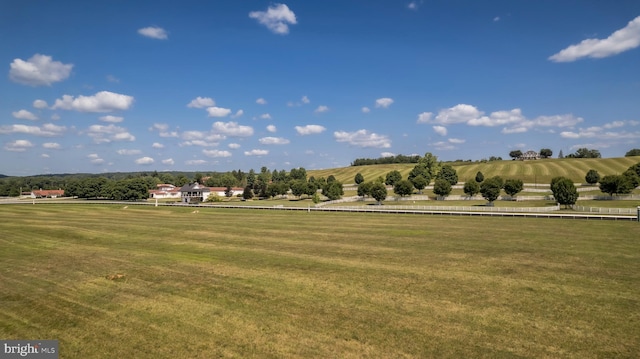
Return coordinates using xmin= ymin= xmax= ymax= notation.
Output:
xmin=1 ymin=1 xmax=640 ymax=176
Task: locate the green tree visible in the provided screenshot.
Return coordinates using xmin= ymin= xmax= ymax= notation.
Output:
xmin=418 ymin=152 xmax=441 ymax=179
xmin=627 ymin=162 xmax=640 ymax=177
xmin=304 ymin=182 xmax=318 ymax=197
xmin=436 ymin=165 xmax=458 ymax=186
xmin=433 ymin=179 xmax=452 ymax=198
xmin=567 ymin=148 xmax=601 ymax=158
xmin=385 ymin=170 xmax=402 ymax=186
xmin=354 ymin=172 xmax=364 ymax=185
xmin=393 ymin=179 xmax=414 ymax=197
xmin=370 ymin=182 xmax=387 ymax=204
xmin=322 ymin=181 xmax=343 ymax=200
xmin=625 ymin=149 xmax=640 ymax=157
xmin=480 ymin=177 xmax=502 ymax=204
xmin=410 ymin=175 xmax=428 ymax=194
xmin=463 ymin=180 xmax=480 ymax=197
xmin=357 ymin=181 xmax=373 ymax=198
xmin=599 ymin=175 xmax=634 ymax=196
xmin=290 ymin=180 xmax=308 ymax=198
xmin=289 ymin=167 xmax=307 ymax=182
xmin=503 ymin=179 xmax=524 ymax=197
xmin=558 ymin=149 xmax=564 ymax=158
xmin=509 ymin=150 xmax=523 ymax=160
xmin=585 ymin=169 xmax=600 ymax=185
xmin=475 ymin=171 xmax=484 ymax=183
xmin=242 ymin=186 xmax=254 ymax=200
xmin=327 ymin=175 xmax=337 ymax=184
xmin=539 ymin=148 xmax=553 ymax=158
xmin=550 ymin=176 xmax=579 ymax=208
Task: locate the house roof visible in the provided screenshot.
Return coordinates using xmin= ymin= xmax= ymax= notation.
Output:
xmin=32 ymin=189 xmax=64 ymax=196
xmin=179 ymin=182 xmax=209 ymax=192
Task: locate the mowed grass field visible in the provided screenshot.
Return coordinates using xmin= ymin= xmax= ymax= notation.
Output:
xmin=1 ymin=205 xmax=639 ymax=358
xmin=309 ymin=156 xmax=640 ymax=185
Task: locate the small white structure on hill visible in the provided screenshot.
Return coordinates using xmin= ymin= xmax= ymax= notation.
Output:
xmin=519 ymin=150 xmax=540 ymax=160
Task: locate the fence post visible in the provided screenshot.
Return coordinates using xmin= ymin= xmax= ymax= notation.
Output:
xmin=637 ymin=206 xmax=640 ymax=222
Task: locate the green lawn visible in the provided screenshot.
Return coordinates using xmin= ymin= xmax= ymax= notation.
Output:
xmin=1 ymin=204 xmax=638 ymax=358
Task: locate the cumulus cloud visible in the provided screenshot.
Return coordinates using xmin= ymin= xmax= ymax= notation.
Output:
xmin=334 ymin=129 xmax=392 ymax=148
xmin=42 ymin=142 xmax=61 ymax=149
xmin=33 ymin=100 xmax=48 ymax=109
xmin=4 ymin=139 xmax=34 ymax=152
xmin=152 ymin=142 xmax=164 ymax=149
xmin=416 ymin=112 xmax=433 ymax=124
xmin=12 ymin=110 xmax=38 ymax=121
xmin=259 ymin=113 xmax=272 ymax=120
xmin=433 ymin=125 xmax=447 ymax=136
xmin=249 ymin=3 xmax=297 ymax=35
xmin=9 ymin=54 xmax=73 ymax=86
xmin=186 ymin=159 xmax=207 ymax=165
xmin=88 ymin=153 xmax=104 ymax=164
xmin=468 ymin=109 xmax=525 ymax=127
xmin=231 ymin=109 xmax=244 ymax=118
xmin=212 ymin=121 xmax=254 ymax=137
xmin=203 ymin=149 xmax=232 ymax=158
xmin=315 ymin=105 xmax=329 ymax=113
xmin=295 ymin=124 xmax=326 ymax=135
xmin=117 ymin=149 xmax=142 ymax=155
xmin=431 ymin=141 xmax=456 ymax=151
xmin=244 ymin=149 xmax=269 ymax=156
xmin=302 ymin=96 xmax=310 ymax=104
xmin=362 ymin=107 xmax=371 ymax=113
xmin=100 ymin=115 xmax=124 ymax=123
xmin=150 ymin=123 xmax=178 ymax=138
xmin=560 ymin=121 xmax=640 ymax=140
xmin=162 ymin=158 xmax=174 ymax=165
xmin=259 ymin=136 xmax=290 ymax=145
xmin=448 ymin=138 xmax=466 ymax=144
xmin=228 ymin=143 xmax=241 ymax=149
xmin=433 ymin=104 xmax=483 ymax=125
xmin=138 ymin=26 xmax=168 ymax=40
xmin=266 ymin=124 xmax=277 ymax=133
xmin=549 ymin=16 xmax=640 ymax=62
xmin=86 ymin=124 xmax=135 ymax=143
xmin=0 ymin=123 xmax=66 ymax=137
xmin=179 ymin=131 xmax=226 ymax=147
xmin=52 ymin=91 xmax=134 ymax=112
xmin=375 ymin=98 xmax=394 ymax=108
xmin=135 ymin=157 xmax=155 ymax=165
xmin=381 ymin=152 xmax=396 ymax=157
xmin=206 ymin=106 xmax=232 ymax=118
xmin=187 ymin=96 xmax=215 ymax=108
xmin=256 ymin=98 xmax=267 ymax=105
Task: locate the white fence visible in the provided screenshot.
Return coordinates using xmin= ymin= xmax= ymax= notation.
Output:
xmin=571 ymin=206 xmax=638 ymax=215
xmin=333 ymin=204 xmax=560 ymax=213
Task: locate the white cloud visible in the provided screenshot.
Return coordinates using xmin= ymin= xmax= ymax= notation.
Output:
xmin=179 ymin=130 xmax=226 ymax=147
xmin=228 ymin=143 xmax=241 ymax=149
xmin=494 ymin=16 xmax=500 ymax=22
xmin=9 ymin=54 xmax=73 ymax=86
xmin=315 ymin=105 xmax=329 ymax=113
xmin=266 ymin=124 xmax=277 ymax=133
xmin=408 ymin=2 xmax=418 ymax=10
xmin=100 ymin=115 xmax=124 ymax=123
xmin=433 ymin=125 xmax=447 ymax=136
xmin=375 ymin=98 xmax=394 ymax=108
xmin=162 ymin=158 xmax=174 ymax=165
xmin=150 ymin=123 xmax=179 ymax=138
xmin=203 ymin=149 xmax=232 ymax=158
xmin=152 ymin=142 xmax=164 ymax=149
xmin=186 ymin=159 xmax=207 ymax=165
xmin=135 ymin=157 xmax=155 ymax=165
xmin=51 ymin=114 xmax=60 ymax=121
xmin=106 ymin=75 xmax=120 ymax=83
xmin=249 ymin=4 xmax=297 ymax=35
xmin=88 ymin=153 xmax=104 ymax=164
xmin=549 ymin=16 xmax=640 ymax=62
xmin=212 ymin=121 xmax=254 ymax=137
xmin=187 ymin=96 xmax=215 ymax=108
xmin=259 ymin=113 xmax=272 ymax=120
xmin=231 ymin=109 xmax=244 ymax=118
xmin=468 ymin=109 xmax=525 ymax=127
xmin=87 ymin=124 xmax=135 ymax=143
xmin=138 ymin=26 xmax=168 ymax=40
xmin=448 ymin=138 xmax=466 ymax=144
xmin=41 ymin=153 xmax=50 ymax=158
xmin=256 ymin=98 xmax=267 ymax=105
xmin=0 ymin=123 xmax=66 ymax=137
xmin=431 ymin=141 xmax=456 ymax=151
xmin=334 ymin=129 xmax=392 ymax=148
xmin=4 ymin=139 xmax=34 ymax=152
xmin=42 ymin=142 xmax=61 ymax=149
xmin=52 ymin=91 xmax=134 ymax=112
xmin=362 ymin=107 xmax=371 ymax=113
xmin=33 ymin=99 xmax=48 ymax=109
xmin=416 ymin=112 xmax=433 ymax=124
xmin=244 ymin=149 xmax=269 ymax=156
xmin=295 ymin=124 xmax=326 ymax=135
xmin=381 ymin=152 xmax=396 ymax=157
xmin=301 ymin=96 xmax=310 ymax=104
xmin=206 ymin=106 xmax=232 ymax=118
xmin=259 ymin=136 xmax=290 ymax=145
xmin=434 ymin=104 xmax=483 ymax=125
xmin=117 ymin=149 xmax=142 ymax=155
xmin=12 ymin=109 xmax=38 ymax=121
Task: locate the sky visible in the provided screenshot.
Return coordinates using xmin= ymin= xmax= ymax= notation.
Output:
xmin=1 ymin=0 xmax=640 ymax=176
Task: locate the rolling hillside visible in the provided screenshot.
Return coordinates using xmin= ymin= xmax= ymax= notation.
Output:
xmin=308 ymin=156 xmax=640 ymax=185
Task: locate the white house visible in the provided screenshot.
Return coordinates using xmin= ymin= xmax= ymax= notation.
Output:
xmin=519 ymin=150 xmax=540 ymax=160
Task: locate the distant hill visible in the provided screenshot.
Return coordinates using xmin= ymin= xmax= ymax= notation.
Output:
xmin=0 ymin=174 xmax=8 ymax=178
xmin=308 ymin=156 xmax=640 ymax=185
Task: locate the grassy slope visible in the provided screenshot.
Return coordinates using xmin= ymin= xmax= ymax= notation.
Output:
xmin=1 ymin=205 xmax=639 ymax=358
xmin=309 ymin=156 xmax=640 ymax=185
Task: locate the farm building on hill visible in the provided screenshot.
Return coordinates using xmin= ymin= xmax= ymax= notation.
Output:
xmin=519 ymin=150 xmax=540 ymax=160
xmin=176 ymin=183 xmax=243 ymax=203
xmin=148 ymin=184 xmax=181 ymax=199
xmin=30 ymin=189 xmax=64 ymax=198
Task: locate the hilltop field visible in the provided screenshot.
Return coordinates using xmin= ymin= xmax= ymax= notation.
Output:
xmin=308 ymin=156 xmax=640 ymax=185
